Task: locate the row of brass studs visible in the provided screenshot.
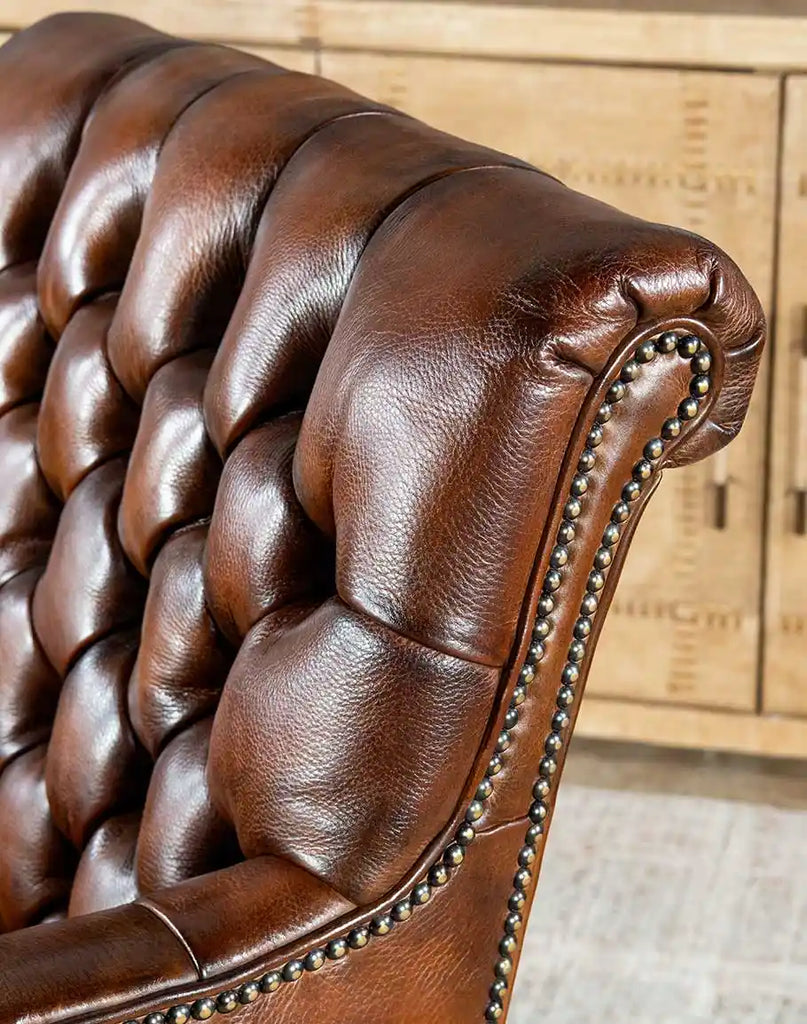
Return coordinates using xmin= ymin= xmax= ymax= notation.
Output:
xmin=124 ymin=332 xmax=710 ymax=1024
xmin=482 ymin=331 xmax=711 ymax=1022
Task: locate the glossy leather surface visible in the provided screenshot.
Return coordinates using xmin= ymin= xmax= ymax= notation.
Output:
xmin=0 ymin=13 xmax=764 ymax=1024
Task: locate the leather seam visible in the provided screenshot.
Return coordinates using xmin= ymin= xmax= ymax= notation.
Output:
xmin=475 ymin=814 xmax=531 ymax=839
xmin=0 ymin=737 xmax=50 ymax=781
xmin=238 ymin=108 xmax=415 ymax=269
xmin=88 ymin=39 xmax=201 ymax=116
xmin=153 ymin=66 xmax=272 ymax=164
xmin=137 ymin=898 xmax=204 ymax=979
xmin=339 ymin=595 xmax=505 ymax=670
xmin=106 ymin=109 xmax=411 ymax=408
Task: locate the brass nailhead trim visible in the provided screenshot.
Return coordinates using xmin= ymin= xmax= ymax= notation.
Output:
xmin=121 ymin=333 xmax=711 ymax=1024
xmin=484 ymin=331 xmax=711 ymax=1022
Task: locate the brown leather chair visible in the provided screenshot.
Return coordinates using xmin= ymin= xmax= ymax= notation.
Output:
xmin=0 ymin=13 xmax=764 ymax=1024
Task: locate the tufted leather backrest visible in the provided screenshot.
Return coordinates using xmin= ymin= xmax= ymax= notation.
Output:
xmin=0 ymin=10 xmax=764 ymax=948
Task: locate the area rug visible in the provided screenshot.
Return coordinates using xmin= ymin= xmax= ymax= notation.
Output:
xmin=510 ymin=780 xmax=807 ymax=1023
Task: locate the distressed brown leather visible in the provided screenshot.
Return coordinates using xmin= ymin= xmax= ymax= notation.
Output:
xmin=0 ymin=12 xmax=764 ymax=1024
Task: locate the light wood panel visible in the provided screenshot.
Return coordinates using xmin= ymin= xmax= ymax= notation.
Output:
xmin=0 ymin=0 xmax=311 ymax=44
xmin=519 ymin=0 xmax=807 ymax=11
xmin=316 ymin=2 xmax=807 ymax=71
xmin=322 ymin=51 xmax=778 ymax=709
xmin=577 ymin=697 xmax=807 ymax=760
xmin=763 ymin=75 xmax=807 ymax=718
xmin=5 ymin=1 xmax=807 ymax=71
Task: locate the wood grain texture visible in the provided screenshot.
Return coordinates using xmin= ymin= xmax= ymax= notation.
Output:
xmin=322 ymin=50 xmax=778 ymax=711
xmin=577 ymin=697 xmax=807 ymax=758
xmin=0 ymin=0 xmax=312 ymax=44
xmin=3 ymin=2 xmax=807 ymax=70
xmin=494 ymin=0 xmax=807 ymax=12
xmin=315 ymin=2 xmax=807 ymax=71
xmin=763 ymin=75 xmax=807 ymax=718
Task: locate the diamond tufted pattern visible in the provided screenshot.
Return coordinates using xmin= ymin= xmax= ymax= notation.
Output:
xmin=0 ymin=13 xmax=765 ymax=1024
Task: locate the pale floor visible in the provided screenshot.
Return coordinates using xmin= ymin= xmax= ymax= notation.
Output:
xmin=509 ymin=740 xmax=807 ymax=1024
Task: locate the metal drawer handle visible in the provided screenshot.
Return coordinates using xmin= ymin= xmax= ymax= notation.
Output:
xmin=711 ymin=448 xmax=730 ymax=530
xmin=794 ymin=307 xmax=807 ymax=535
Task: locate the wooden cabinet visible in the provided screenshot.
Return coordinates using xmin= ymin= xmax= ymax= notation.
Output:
xmin=764 ymin=75 xmax=807 ymax=718
xmin=2 ymin=0 xmax=807 ymax=756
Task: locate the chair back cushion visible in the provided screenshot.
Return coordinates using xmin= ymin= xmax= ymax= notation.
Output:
xmin=0 ymin=13 xmax=765 ymax=932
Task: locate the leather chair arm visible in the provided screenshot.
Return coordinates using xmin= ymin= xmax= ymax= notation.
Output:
xmin=0 ymin=902 xmax=198 ymax=1024
xmin=0 ymin=858 xmax=353 ymax=1024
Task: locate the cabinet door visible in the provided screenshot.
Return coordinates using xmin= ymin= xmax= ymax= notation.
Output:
xmin=323 ymin=53 xmax=778 ymax=709
xmin=763 ymin=75 xmax=807 ymax=716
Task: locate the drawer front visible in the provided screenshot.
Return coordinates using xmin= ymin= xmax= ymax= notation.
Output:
xmin=764 ymin=74 xmax=807 ymax=717
xmin=323 ymin=52 xmax=778 ymax=709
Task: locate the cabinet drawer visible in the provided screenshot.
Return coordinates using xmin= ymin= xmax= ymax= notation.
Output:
xmin=323 ymin=52 xmax=778 ymax=709
xmin=764 ymin=74 xmax=807 ymax=717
